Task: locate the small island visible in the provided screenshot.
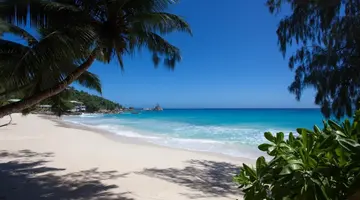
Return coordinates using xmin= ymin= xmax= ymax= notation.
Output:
xmin=143 ymin=104 xmax=163 ymax=112
xmin=153 ymin=104 xmax=163 ymax=111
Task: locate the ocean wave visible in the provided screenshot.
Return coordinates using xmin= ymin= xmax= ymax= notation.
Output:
xmin=79 ymin=113 xmax=104 ymax=118
xmin=62 ymin=116 xmax=280 ymax=158
xmin=64 ymin=116 xmax=295 ymax=143
xmin=71 ymin=121 xmax=262 ymax=158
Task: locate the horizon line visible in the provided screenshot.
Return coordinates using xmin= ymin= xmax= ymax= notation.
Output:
xmin=133 ymin=107 xmax=320 ymax=110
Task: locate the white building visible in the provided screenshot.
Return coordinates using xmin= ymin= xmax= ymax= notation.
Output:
xmin=69 ymin=100 xmax=86 ymax=112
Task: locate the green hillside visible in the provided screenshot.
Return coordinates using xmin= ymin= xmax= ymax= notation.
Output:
xmin=67 ymin=87 xmax=122 ymax=112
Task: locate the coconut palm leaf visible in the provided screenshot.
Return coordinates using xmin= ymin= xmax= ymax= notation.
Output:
xmin=0 ymin=23 xmax=97 ymax=91
xmin=47 ymin=89 xmax=74 ymax=117
xmin=129 ymin=12 xmax=192 ymax=35
xmin=0 ymin=0 xmax=191 ymax=117
xmin=1 ymin=0 xmax=190 ymax=68
xmin=76 ymin=71 xmax=102 ymax=94
xmin=0 ymin=20 xmax=38 ymax=45
xmin=122 ymin=0 xmax=179 ymax=13
xmin=0 ymin=23 xmax=101 ymax=98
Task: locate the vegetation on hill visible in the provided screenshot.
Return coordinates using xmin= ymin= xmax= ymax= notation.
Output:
xmin=33 ymin=87 xmax=121 ymax=115
xmin=67 ymin=88 xmax=122 ymax=112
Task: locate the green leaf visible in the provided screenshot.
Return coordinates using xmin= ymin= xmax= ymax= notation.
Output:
xmin=264 ymin=132 xmax=275 ymax=143
xmin=301 ymin=129 xmax=308 ymax=150
xmin=258 ymin=143 xmax=272 ymax=151
xmin=307 ymin=132 xmax=314 ymax=152
xmin=268 ymin=156 xmax=281 ymax=167
xmin=313 ymin=125 xmax=322 ymax=135
xmin=335 ymin=130 xmax=347 ymax=137
xmin=280 ymin=166 xmax=291 ymax=175
xmin=318 ymin=134 xmax=336 ymax=148
xmin=338 ymin=138 xmax=360 ymax=153
xmin=344 ymin=119 xmax=351 ymax=136
xmin=243 ymin=164 xmax=257 ymax=179
xmin=308 ymin=157 xmax=317 ymax=168
xmin=256 ymin=156 xmax=267 ymax=172
xmin=296 ymin=128 xmax=304 ymax=134
xmin=288 ymin=163 xmax=302 ymax=171
xmin=279 ymin=142 xmax=291 ymax=149
xmin=288 ymin=132 xmax=295 ymax=144
xmin=299 ymin=149 xmax=307 ymax=164
xmin=288 ymin=159 xmax=303 ymax=165
xmin=276 ymin=132 xmax=285 ymax=143
xmin=328 ymin=120 xmax=342 ymax=131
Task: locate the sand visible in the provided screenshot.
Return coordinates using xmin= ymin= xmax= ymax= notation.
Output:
xmin=0 ymin=114 xmax=249 ymax=200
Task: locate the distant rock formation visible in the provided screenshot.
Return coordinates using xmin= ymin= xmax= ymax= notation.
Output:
xmin=153 ymin=104 xmax=163 ymax=111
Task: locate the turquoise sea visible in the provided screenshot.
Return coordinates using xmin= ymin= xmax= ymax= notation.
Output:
xmin=64 ymin=109 xmax=324 ymax=158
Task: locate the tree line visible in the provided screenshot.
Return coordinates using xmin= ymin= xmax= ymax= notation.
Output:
xmin=67 ymin=87 xmax=122 ymax=112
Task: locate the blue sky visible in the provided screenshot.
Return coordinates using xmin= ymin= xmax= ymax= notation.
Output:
xmin=7 ymin=0 xmax=317 ymax=109
xmin=77 ymin=0 xmax=317 ymax=108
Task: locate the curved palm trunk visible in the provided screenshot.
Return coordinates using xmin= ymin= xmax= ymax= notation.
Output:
xmin=0 ymin=53 xmax=97 ymax=118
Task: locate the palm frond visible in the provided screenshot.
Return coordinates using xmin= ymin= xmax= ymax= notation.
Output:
xmin=0 ymin=83 xmax=33 ymax=98
xmin=122 ymin=0 xmax=180 ymax=13
xmin=42 ymin=1 xmax=81 ymax=12
xmin=48 ymin=89 xmax=74 ymax=117
xmin=0 ymin=39 xmax=32 ymax=88
xmin=128 ymin=30 xmax=181 ymax=68
xmin=0 ymin=20 xmax=38 ymax=45
xmin=130 ymin=12 xmax=192 ymax=35
xmin=75 ymin=71 xmax=102 ymax=94
xmin=0 ymin=22 xmax=99 ymax=99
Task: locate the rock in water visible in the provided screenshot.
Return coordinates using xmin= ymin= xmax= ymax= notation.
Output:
xmin=153 ymin=104 xmax=163 ymax=111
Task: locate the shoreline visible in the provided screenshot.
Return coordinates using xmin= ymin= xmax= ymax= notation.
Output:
xmin=0 ymin=114 xmax=246 ymax=200
xmin=53 ymin=115 xmax=258 ymax=163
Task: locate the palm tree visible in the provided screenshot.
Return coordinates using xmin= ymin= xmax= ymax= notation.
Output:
xmin=0 ymin=21 xmax=102 ymax=119
xmin=0 ymin=0 xmax=191 ymax=118
xmin=0 ymin=20 xmax=102 ymax=97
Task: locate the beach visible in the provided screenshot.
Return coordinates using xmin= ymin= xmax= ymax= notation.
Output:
xmin=0 ymin=114 xmax=248 ymax=200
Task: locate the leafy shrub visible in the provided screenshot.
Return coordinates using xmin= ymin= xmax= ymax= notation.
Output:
xmin=234 ymin=111 xmax=360 ymax=200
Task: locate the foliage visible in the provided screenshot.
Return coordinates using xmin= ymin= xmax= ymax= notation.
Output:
xmin=21 ymin=105 xmax=38 ymax=116
xmin=234 ymin=112 xmax=360 ymax=200
xmin=48 ymin=90 xmax=75 ymax=117
xmin=0 ymin=0 xmax=191 ymax=117
xmin=20 ymin=87 xmax=120 ymax=116
xmin=66 ymin=87 xmax=121 ymax=112
xmin=0 ymin=22 xmax=102 ymax=98
xmin=266 ymin=0 xmax=360 ymax=119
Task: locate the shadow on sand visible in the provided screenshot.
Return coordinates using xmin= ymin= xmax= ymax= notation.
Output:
xmin=0 ymin=149 xmax=133 ymax=200
xmin=138 ymin=159 xmax=242 ymax=199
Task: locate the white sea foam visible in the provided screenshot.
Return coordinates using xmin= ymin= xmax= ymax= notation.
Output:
xmin=63 ymin=116 xmax=291 ymax=159
xmin=79 ymin=113 xmax=104 ymax=118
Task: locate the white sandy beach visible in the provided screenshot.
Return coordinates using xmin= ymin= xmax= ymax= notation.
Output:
xmin=0 ymin=114 xmax=248 ymax=200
